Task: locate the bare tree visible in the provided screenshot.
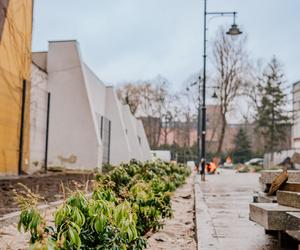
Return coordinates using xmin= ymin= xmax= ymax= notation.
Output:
xmin=138 ymin=80 xmax=168 ymax=148
xmin=212 ymin=27 xmax=249 ymax=153
xmin=160 ymin=94 xmax=181 ymax=145
xmin=179 ymin=85 xmax=198 ymax=147
xmin=117 ymin=77 xmax=171 ymax=149
xmin=244 ymin=59 xmax=265 ymax=115
xmin=116 ymin=83 xmax=141 ymax=115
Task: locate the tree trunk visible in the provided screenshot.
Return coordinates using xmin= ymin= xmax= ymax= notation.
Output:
xmin=154 ymin=119 xmax=162 ymax=148
xmin=164 ymin=126 xmax=168 ymax=145
xmin=186 ymin=115 xmax=191 ymax=147
xmin=217 ymin=113 xmax=227 ymax=154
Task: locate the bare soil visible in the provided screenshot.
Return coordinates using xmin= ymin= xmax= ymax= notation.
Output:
xmin=0 ymin=207 xmax=54 ymax=250
xmin=0 ymin=172 xmax=94 ymax=216
xmin=146 ymin=173 xmax=196 ymax=250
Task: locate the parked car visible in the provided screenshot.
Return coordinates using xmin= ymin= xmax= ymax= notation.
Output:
xmin=245 ymin=158 xmax=263 ymax=166
xmin=223 ymin=162 xmax=234 ymax=168
xmin=222 ymin=156 xmax=234 ymax=169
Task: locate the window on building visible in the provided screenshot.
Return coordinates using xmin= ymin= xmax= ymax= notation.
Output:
xmin=96 ymin=113 xmax=111 ymax=164
xmin=101 ymin=116 xmax=111 ymax=164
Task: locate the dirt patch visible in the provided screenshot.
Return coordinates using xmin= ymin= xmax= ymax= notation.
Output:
xmin=0 ymin=172 xmax=94 ymax=216
xmin=145 ymin=173 xmax=196 ymax=250
xmin=0 ymin=205 xmax=57 ymax=250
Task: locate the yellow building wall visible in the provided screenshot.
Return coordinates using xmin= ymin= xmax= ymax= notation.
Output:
xmin=0 ymin=0 xmax=32 ymax=175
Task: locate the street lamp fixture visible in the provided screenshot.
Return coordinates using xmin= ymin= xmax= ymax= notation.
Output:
xmin=211 ymin=91 xmax=218 ymax=99
xmin=226 ymin=12 xmax=242 ymax=36
xmin=226 ymin=24 xmax=242 ymax=36
xmin=199 ymin=0 xmax=242 ymax=181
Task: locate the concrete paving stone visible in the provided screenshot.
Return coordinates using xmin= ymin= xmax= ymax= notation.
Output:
xmin=285 ymin=212 xmax=300 ymax=232
xmin=277 ymin=190 xmax=300 ymax=208
xmin=254 ymin=191 xmax=277 ymax=203
xmin=249 ymin=203 xmax=300 ymax=231
xmin=195 ymin=176 xmax=221 ymax=250
xmin=282 ymin=182 xmax=300 ymax=192
xmin=195 ymin=169 xmax=281 ymax=250
xmin=286 ymin=229 xmax=300 ymax=241
xmin=218 ymin=237 xmax=277 ymax=250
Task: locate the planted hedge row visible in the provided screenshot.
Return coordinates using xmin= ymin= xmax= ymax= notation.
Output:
xmin=15 ymin=160 xmax=191 ymax=250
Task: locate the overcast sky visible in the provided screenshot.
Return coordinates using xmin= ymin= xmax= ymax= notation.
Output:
xmin=33 ymin=0 xmax=300 ymax=91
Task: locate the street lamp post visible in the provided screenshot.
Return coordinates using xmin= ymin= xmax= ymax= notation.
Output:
xmin=199 ymin=0 xmax=242 ymax=181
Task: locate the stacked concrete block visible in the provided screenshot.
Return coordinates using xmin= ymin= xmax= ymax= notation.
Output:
xmin=250 ymin=170 xmax=300 ymax=243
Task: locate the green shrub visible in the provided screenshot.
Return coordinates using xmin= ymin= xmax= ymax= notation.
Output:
xmin=15 ymin=161 xmax=191 ymax=249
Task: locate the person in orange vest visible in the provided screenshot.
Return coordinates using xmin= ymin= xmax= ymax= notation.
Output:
xmin=205 ymin=161 xmax=217 ymax=174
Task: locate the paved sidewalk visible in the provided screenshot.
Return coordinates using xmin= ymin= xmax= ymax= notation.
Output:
xmin=195 ymin=169 xmax=278 ymax=250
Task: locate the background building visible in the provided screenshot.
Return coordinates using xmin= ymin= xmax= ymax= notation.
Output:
xmin=30 ymin=40 xmax=151 ymax=172
xmin=143 ymin=104 xmax=291 ymax=163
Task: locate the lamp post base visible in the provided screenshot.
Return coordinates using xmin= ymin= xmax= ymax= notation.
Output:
xmin=201 ymin=173 xmax=206 ymax=182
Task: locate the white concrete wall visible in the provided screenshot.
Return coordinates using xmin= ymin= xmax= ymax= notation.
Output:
xmin=47 ymin=41 xmax=101 ymax=170
xmin=293 ymin=82 xmax=300 ymax=148
xmin=31 ymin=40 xmax=153 ymax=170
xmin=82 ymin=64 xmax=106 ymax=164
xmin=105 ymin=87 xmax=131 ymax=165
xmin=122 ymin=105 xmax=143 ymax=161
xmin=83 ymin=64 xmax=106 ymax=117
xmin=29 ymin=63 xmax=48 ymax=173
xmin=136 ymin=119 xmax=151 ymax=161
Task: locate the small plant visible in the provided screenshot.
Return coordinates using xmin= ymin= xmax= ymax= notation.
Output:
xmin=14 ymin=184 xmax=57 ymax=248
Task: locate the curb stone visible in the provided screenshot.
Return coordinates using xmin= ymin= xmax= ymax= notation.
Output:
xmin=194 ymin=175 xmax=220 ymax=250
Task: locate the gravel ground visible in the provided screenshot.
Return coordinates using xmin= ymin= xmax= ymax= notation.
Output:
xmin=0 ymin=224 xmax=29 ymax=250
xmin=146 ymin=173 xmax=196 ymax=250
xmin=0 ymin=207 xmax=54 ymax=250
xmin=0 ymin=172 xmax=94 ymax=216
